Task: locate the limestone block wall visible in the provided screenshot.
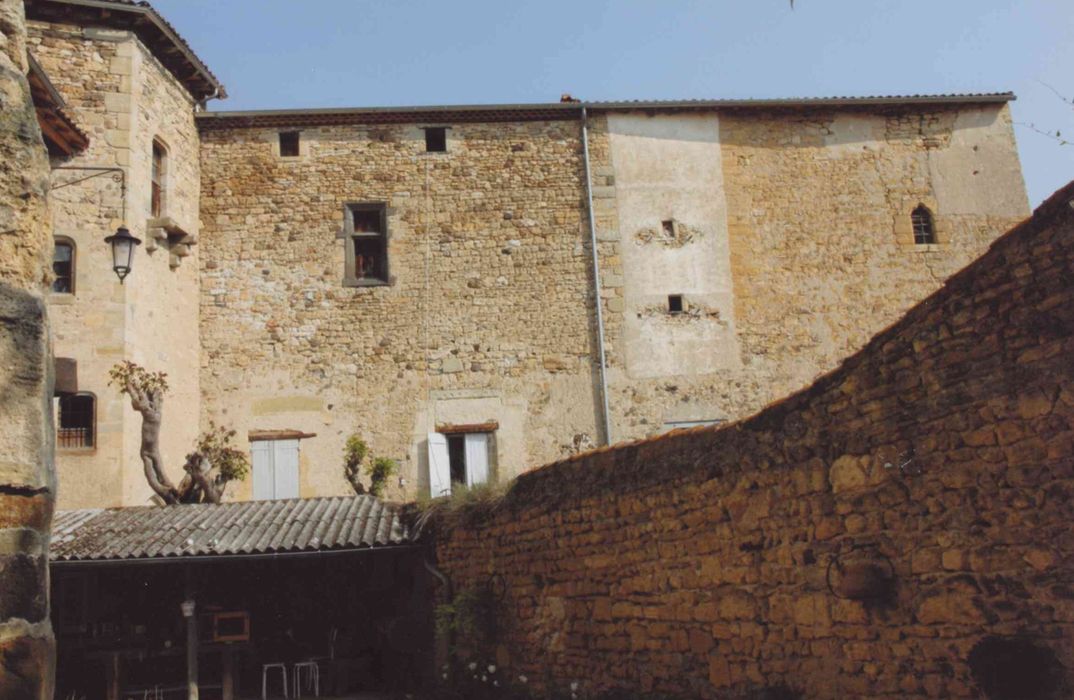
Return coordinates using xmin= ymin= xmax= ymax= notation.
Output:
xmin=0 ymin=0 xmax=55 ymax=694
xmin=590 ymin=104 xmax=1029 ymax=442
xmin=198 ymin=119 xmax=601 ymax=501
xmin=431 ymin=183 xmax=1074 ymax=698
xmin=29 ymin=21 xmax=202 ymax=508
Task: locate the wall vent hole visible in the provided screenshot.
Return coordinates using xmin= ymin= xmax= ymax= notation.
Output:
xmin=668 ymin=295 xmax=684 ymax=314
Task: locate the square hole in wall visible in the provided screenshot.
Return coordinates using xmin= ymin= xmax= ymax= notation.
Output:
xmin=662 ymin=219 xmax=675 ymax=237
xmin=279 ymin=131 xmax=300 ymax=157
xmin=424 ymin=127 xmax=447 ymax=153
xmin=668 ymin=295 xmax=684 ymax=314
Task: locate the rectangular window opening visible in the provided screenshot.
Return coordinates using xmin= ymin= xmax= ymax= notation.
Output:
xmin=53 ymin=240 xmax=74 ymax=294
xmin=424 ymin=127 xmax=447 ymax=153
xmin=662 ymin=220 xmax=675 ymax=237
xmin=668 ymin=294 xmax=684 ymax=314
xmin=279 ymin=131 xmax=300 ymax=157
xmin=58 ymin=394 xmax=94 ymax=449
xmin=428 ymin=430 xmax=492 ymax=497
xmin=345 ymin=203 xmax=389 ymax=286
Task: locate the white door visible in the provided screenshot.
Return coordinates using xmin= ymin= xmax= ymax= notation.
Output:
xmin=464 ymin=433 xmax=489 ymax=487
xmin=428 ymin=432 xmax=451 ymax=498
xmin=251 ymin=438 xmax=301 ymax=500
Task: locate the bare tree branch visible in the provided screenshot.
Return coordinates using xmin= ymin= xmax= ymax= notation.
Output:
xmin=1017 ymin=121 xmax=1070 ymax=146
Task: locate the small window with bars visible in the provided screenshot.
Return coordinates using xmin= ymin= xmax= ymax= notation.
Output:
xmin=53 ymin=238 xmax=74 ymax=294
xmin=58 ymin=393 xmax=95 ymax=449
xmin=911 ymin=205 xmax=936 ymax=245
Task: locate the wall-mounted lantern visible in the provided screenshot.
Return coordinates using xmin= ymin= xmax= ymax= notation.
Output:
xmin=103 ymin=226 xmax=141 ymax=283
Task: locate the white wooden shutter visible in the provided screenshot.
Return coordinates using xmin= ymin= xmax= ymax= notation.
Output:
xmin=428 ymin=432 xmax=451 ymax=498
xmin=464 ymin=433 xmax=489 ymax=487
xmin=251 ymin=441 xmax=274 ymax=501
xmin=273 ymin=439 xmax=300 ymax=499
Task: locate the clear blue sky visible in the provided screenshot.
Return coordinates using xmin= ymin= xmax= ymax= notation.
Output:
xmin=154 ymin=0 xmax=1073 ymax=206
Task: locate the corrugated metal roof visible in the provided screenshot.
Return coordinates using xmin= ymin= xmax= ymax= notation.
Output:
xmin=50 ymin=496 xmax=414 ymax=563
xmin=195 ymin=92 xmax=1015 ymax=129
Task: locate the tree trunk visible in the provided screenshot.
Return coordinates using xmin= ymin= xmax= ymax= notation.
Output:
xmin=126 ymin=383 xmax=180 ymax=504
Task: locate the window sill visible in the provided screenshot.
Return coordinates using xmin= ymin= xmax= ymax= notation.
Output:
xmin=58 ymin=447 xmax=97 ymax=455
xmin=910 ymin=243 xmax=945 ymax=252
xmin=48 ymin=293 xmax=75 ymax=305
xmin=343 ymin=277 xmax=392 ymax=288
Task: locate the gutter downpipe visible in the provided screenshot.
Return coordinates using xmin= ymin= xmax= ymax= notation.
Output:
xmin=581 ymin=106 xmax=613 ymax=445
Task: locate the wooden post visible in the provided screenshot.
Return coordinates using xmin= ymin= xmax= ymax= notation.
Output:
xmin=222 ymin=648 xmax=234 ymax=700
xmin=105 ymin=652 xmax=120 ymax=700
xmin=181 ymin=598 xmax=199 ymax=700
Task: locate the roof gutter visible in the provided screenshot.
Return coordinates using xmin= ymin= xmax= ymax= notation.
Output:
xmin=50 ymin=543 xmax=425 ymax=568
xmin=194 ymin=92 xmax=1015 ymax=123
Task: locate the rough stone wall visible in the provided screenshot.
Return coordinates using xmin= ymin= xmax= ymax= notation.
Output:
xmin=0 ymin=0 xmax=55 ymax=696
xmin=198 ymin=120 xmax=601 ymax=500
xmin=29 ymin=22 xmax=202 ymax=508
xmin=592 ymin=104 xmax=1029 ymax=442
xmin=432 ymin=183 xmax=1074 ymax=699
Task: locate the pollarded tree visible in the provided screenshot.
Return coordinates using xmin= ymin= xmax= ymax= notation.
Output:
xmin=109 ymin=361 xmax=248 ymax=504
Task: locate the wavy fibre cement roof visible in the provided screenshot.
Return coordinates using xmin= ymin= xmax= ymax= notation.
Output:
xmin=51 ymin=496 xmax=413 ymax=563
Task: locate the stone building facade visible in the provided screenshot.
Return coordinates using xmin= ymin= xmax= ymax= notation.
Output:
xmin=198 ymin=98 xmax=1028 ymax=503
xmin=24 ymin=0 xmax=1031 ymax=508
xmin=24 ymin=0 xmax=222 ymax=509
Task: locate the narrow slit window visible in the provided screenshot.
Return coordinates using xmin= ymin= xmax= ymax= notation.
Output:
xmin=58 ymin=393 xmax=95 ymax=449
xmin=151 ymin=139 xmax=166 ymax=217
xmin=662 ymin=220 xmax=675 ymax=237
xmin=344 ymin=203 xmax=389 ymax=286
xmin=53 ymin=238 xmax=74 ymax=294
xmin=911 ymin=205 xmax=936 ymax=245
xmin=424 ymin=127 xmax=447 ymax=153
xmin=668 ymin=294 xmax=684 ymax=314
xmin=279 ymin=131 xmax=300 ymax=157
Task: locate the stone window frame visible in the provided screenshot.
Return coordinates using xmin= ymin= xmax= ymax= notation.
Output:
xmin=894 ymin=198 xmax=947 ymax=250
xmin=57 ymin=391 xmax=96 ymax=452
xmin=52 ymin=235 xmax=76 ymax=296
xmin=340 ymin=202 xmax=393 ymax=287
xmin=421 ymin=126 xmax=451 ymax=155
xmin=276 ymin=129 xmax=307 ymax=160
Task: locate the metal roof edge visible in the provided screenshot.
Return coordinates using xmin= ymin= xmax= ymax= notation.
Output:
xmin=194 ymin=92 xmax=1015 ymax=124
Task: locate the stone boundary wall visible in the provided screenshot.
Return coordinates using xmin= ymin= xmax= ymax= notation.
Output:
xmin=0 ymin=0 xmax=56 ymax=695
xmin=432 ymin=182 xmax=1074 ymax=698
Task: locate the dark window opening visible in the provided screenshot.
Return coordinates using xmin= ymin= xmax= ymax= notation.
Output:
xmin=662 ymin=220 xmax=675 ymax=237
xmin=447 ymin=435 xmax=467 ymax=485
xmin=151 ymin=140 xmax=166 ymax=218
xmin=345 ymin=203 xmax=389 ymax=285
xmin=279 ymin=131 xmax=300 ymax=157
xmin=353 ymin=237 xmax=386 ymax=281
xmin=668 ymin=294 xmax=684 ymax=314
xmin=58 ymin=393 xmax=95 ymax=449
xmin=911 ymin=205 xmax=936 ymax=245
xmin=53 ymin=239 xmax=74 ymax=294
xmin=424 ymin=127 xmax=447 ymax=153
